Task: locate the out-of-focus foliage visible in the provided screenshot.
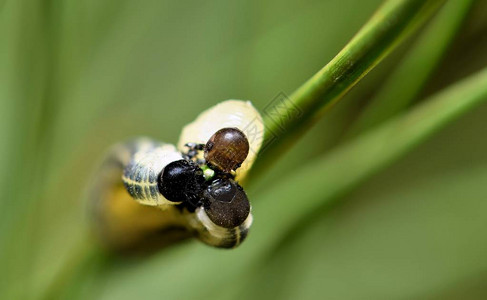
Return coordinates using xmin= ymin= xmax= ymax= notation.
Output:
xmin=1 ymin=0 xmax=487 ymax=299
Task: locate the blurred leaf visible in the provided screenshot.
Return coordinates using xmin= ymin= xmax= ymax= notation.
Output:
xmin=0 ymin=1 xmax=53 ymax=298
xmin=346 ymin=0 xmax=474 ymax=137
xmin=242 ymin=162 xmax=487 ymax=299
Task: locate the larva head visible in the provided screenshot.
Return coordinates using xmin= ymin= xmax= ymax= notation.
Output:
xmin=201 ymin=178 xmax=250 ymax=228
xmin=204 ymin=127 xmax=249 ymax=173
xmin=177 ymin=100 xmax=264 ymax=181
xmin=158 ymin=159 xmax=205 ymax=206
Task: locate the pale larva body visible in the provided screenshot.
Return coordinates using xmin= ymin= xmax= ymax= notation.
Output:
xmin=122 ymin=139 xmax=182 ymax=207
xmin=178 ymin=100 xmax=264 ymax=181
xmin=89 ymin=100 xmax=263 ymax=252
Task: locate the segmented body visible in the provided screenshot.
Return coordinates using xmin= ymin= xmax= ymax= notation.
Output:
xmin=90 ymin=138 xmax=252 ymax=252
xmin=122 ymin=140 xmax=182 ymax=207
xmin=193 ymin=207 xmax=252 ymax=248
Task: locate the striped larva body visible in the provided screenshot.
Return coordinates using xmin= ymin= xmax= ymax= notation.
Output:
xmin=89 ymin=139 xmax=191 ymax=250
xmin=89 ymin=100 xmax=263 ymax=252
xmin=122 ymin=140 xmax=183 ymax=207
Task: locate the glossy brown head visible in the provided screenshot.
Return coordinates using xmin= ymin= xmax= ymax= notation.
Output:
xmin=204 ymin=127 xmax=249 ymax=173
xmin=202 ymin=178 xmax=250 ymax=228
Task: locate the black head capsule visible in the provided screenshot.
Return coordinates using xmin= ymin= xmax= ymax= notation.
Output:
xmin=202 ymin=178 xmax=250 ymax=228
xmin=158 ymin=159 xmax=205 ymax=206
xmin=204 ymin=128 xmax=249 ymax=173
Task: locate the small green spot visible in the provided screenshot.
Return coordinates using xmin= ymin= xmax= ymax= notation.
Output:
xmin=201 ymin=165 xmax=215 ymax=181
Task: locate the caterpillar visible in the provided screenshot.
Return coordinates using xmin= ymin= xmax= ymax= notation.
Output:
xmin=89 ymin=100 xmax=264 ymax=252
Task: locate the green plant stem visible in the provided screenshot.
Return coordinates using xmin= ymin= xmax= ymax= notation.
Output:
xmin=248 ymin=0 xmax=446 ymax=181
xmin=252 ymin=65 xmax=487 ymax=254
xmin=346 ymin=0 xmax=474 ymax=138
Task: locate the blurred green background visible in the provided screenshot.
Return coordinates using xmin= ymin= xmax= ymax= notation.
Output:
xmin=1 ymin=0 xmax=487 ymax=299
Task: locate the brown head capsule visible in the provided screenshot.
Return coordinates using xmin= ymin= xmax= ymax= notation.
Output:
xmin=202 ymin=178 xmax=250 ymax=228
xmin=204 ymin=128 xmax=249 ymax=173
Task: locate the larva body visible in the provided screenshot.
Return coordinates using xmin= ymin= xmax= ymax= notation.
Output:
xmin=89 ymin=100 xmax=263 ymax=252
xmin=89 ymin=138 xmax=189 ymax=251
xmin=178 ymin=100 xmax=264 ymax=181
xmin=122 ymin=140 xmax=182 ymax=207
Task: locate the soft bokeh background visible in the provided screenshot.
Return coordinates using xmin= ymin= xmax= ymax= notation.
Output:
xmin=1 ymin=0 xmax=487 ymax=299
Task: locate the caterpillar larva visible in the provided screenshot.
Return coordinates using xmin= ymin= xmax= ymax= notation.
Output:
xmin=89 ymin=100 xmax=264 ymax=252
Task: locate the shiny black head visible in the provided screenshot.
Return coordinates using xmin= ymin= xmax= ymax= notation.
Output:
xmin=158 ymin=159 xmax=205 ymax=206
xmin=202 ymin=178 xmax=250 ymax=228
xmin=204 ymin=127 xmax=249 ymax=173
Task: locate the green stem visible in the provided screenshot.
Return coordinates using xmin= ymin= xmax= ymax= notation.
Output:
xmin=252 ymin=65 xmax=487 ymax=255
xmin=249 ymin=0 xmax=446 ymax=181
xmin=346 ymin=0 xmax=474 ymax=138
